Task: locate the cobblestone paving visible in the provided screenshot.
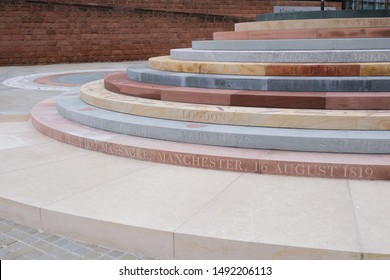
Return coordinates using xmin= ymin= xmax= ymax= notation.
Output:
xmin=0 ymin=218 xmax=143 ymax=260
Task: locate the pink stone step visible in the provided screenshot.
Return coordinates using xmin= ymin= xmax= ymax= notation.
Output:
xmin=213 ymin=27 xmax=390 ymax=40
xmin=31 ymin=97 xmax=390 ymax=180
xmin=105 ymin=72 xmax=390 ymax=110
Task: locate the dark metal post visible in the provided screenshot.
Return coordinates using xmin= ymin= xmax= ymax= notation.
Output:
xmin=321 ymin=0 xmax=325 ymax=11
xmin=385 ymin=0 xmax=389 ymax=10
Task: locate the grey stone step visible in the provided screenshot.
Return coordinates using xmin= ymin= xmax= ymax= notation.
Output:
xmin=192 ymin=38 xmax=390 ymax=51
xmin=56 ymin=93 xmax=390 ymax=154
xmin=256 ymin=10 xmax=390 ymax=21
xmin=127 ymin=65 xmax=390 ymax=92
xmin=170 ymin=48 xmax=390 ymax=63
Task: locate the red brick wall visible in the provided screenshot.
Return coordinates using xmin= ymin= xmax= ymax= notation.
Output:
xmin=0 ymin=1 xmax=340 ymax=65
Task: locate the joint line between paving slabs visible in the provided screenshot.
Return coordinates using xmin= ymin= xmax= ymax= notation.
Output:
xmin=41 ymin=163 xmax=157 ymax=208
xmin=346 ymin=180 xmax=364 ymax=259
xmin=172 ymin=173 xmax=245 ymax=243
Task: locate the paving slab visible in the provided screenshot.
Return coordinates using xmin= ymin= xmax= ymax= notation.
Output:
xmin=175 ymin=174 xmax=361 ymax=259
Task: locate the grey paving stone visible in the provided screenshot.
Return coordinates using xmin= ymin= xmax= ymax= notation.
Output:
xmin=48 ymin=248 xmax=69 ymax=258
xmin=0 ymin=224 xmax=12 ymax=233
xmin=92 ymin=246 xmax=111 ymax=254
xmin=0 ymin=238 xmax=17 ymax=246
xmin=36 ymin=254 xmax=58 ymax=260
xmin=54 ymin=237 xmax=72 ymax=247
xmin=6 ymin=241 xmax=24 ymax=252
xmin=34 ymin=231 xmax=52 ymax=240
xmin=60 ymin=253 xmax=81 ymax=260
xmin=0 ymin=247 xmax=11 ymax=256
xmin=0 ymin=218 xmax=142 ymax=260
xmin=32 ymin=240 xmax=50 ymax=250
xmin=62 ymin=241 xmax=82 ymax=252
xmin=97 ymin=255 xmax=115 ymax=260
xmin=74 ymin=246 xmax=92 ymax=256
xmin=45 ymin=235 xmax=61 ymax=243
xmin=119 ymin=253 xmax=140 ymax=260
xmin=84 ymin=251 xmax=103 ymax=259
xmin=9 ymin=231 xmax=29 ymax=241
xmin=59 ymin=93 xmax=390 ymax=154
xmin=107 ymin=250 xmax=125 ymax=258
xmin=24 ymin=250 xmax=45 ymax=259
xmin=4 ymin=250 xmax=24 ymax=260
xmin=21 ymin=236 xmax=39 ymax=245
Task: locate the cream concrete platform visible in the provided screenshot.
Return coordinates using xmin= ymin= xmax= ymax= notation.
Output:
xmin=2 ymin=63 xmax=390 ymax=259
xmin=81 ymin=80 xmax=390 ymax=130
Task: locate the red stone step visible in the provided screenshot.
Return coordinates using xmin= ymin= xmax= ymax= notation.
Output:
xmin=105 ymin=72 xmax=390 ymax=110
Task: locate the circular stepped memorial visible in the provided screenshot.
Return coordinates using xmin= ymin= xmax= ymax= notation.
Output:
xmin=32 ymin=12 xmax=390 ymax=181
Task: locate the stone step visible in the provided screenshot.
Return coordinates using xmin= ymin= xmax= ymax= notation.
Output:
xmin=170 ymin=48 xmax=390 ymax=63
xmin=192 ymin=38 xmax=390 ymax=51
xmin=256 ymin=10 xmax=390 ymax=22
xmin=213 ymin=27 xmax=390 ymax=40
xmin=105 ymin=72 xmax=390 ymax=110
xmin=31 ymin=97 xmax=390 ymax=181
xmin=127 ymin=64 xmax=390 ymax=92
xmin=149 ymin=56 xmax=390 ymax=76
xmin=82 ymin=80 xmax=390 ymax=130
xmin=235 ymin=17 xmax=390 ymax=32
xmin=56 ymin=92 xmax=390 ymax=154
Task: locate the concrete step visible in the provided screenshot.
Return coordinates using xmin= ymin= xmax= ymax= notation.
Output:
xmin=82 ymin=80 xmax=390 ymax=130
xmin=127 ymin=64 xmax=390 ymax=92
xmin=192 ymin=38 xmax=390 ymax=51
xmin=170 ymin=48 xmax=390 ymax=63
xmin=105 ymin=72 xmax=390 ymax=110
xmin=149 ymin=56 xmax=390 ymax=76
xmin=56 ymin=92 xmax=390 ymax=154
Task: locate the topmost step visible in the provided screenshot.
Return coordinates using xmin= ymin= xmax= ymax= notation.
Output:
xmin=256 ymin=10 xmax=390 ymax=22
